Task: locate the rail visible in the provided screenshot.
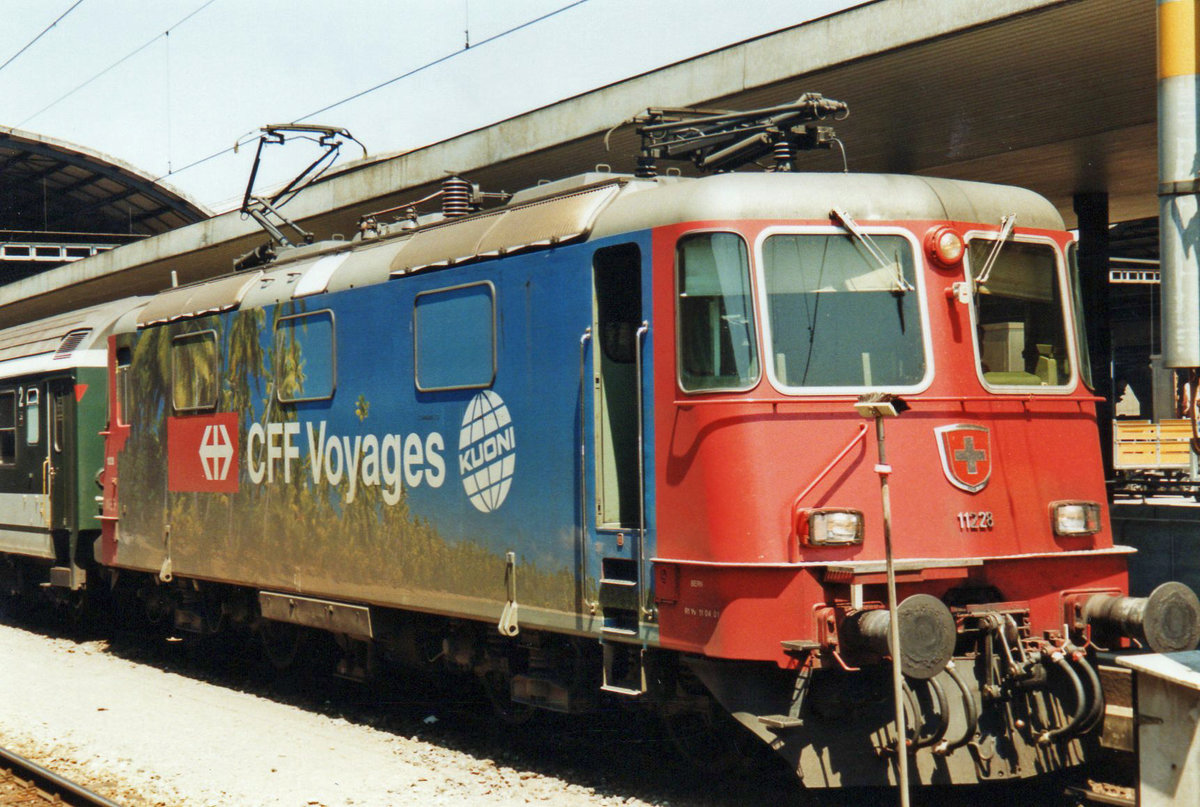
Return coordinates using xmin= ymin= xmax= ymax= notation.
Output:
xmin=0 ymin=744 xmax=124 ymax=807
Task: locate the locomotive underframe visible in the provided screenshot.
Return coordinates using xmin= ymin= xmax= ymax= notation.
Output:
xmin=36 ymin=558 xmax=1128 ymax=791
xmin=687 ymin=618 xmax=1097 ymax=787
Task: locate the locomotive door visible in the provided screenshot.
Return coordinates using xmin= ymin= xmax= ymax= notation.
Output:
xmin=589 ymin=243 xmax=648 ymax=646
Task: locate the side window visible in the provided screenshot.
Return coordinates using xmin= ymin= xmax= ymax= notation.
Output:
xmin=25 ymin=388 xmax=40 ymax=445
xmin=594 ymin=244 xmax=642 ymax=363
xmin=52 ymin=391 xmax=65 ymax=452
xmin=0 ymin=390 xmax=15 ymax=464
xmin=172 ymin=331 xmax=219 ymax=412
xmin=676 ymin=232 xmax=759 ymax=391
xmin=275 ymin=310 xmax=336 ymax=403
xmin=115 ymin=348 xmax=132 ymax=426
xmin=414 ymin=283 xmax=495 ymax=391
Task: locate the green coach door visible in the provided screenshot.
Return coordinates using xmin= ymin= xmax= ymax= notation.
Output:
xmin=47 ymin=379 xmax=75 ymax=534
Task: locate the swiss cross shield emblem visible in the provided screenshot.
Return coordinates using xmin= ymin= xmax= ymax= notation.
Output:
xmin=935 ymin=424 xmax=991 ymax=493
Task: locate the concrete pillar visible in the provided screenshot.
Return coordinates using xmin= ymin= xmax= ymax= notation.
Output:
xmin=1076 ymin=191 xmax=1114 ymax=476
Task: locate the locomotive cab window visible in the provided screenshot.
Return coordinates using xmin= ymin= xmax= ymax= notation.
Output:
xmin=172 ymin=330 xmax=219 ymax=413
xmin=275 ymin=310 xmax=336 ymax=403
xmin=414 ymin=282 xmax=496 ymax=391
xmin=760 ymin=232 xmax=925 ymax=390
xmin=0 ymin=390 xmax=15 ymax=464
xmin=969 ymin=239 xmax=1072 ymax=388
xmin=676 ymin=233 xmax=759 ymax=391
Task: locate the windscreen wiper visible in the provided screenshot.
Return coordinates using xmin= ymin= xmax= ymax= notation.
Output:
xmin=830 ymin=208 xmax=914 ymax=293
xmin=973 ymin=214 xmax=1017 ymax=286
xmin=951 ymin=214 xmax=1016 ymax=304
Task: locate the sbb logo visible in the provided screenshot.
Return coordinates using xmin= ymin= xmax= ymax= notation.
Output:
xmin=168 ymin=413 xmax=240 ymax=493
xmin=458 ymin=390 xmax=516 ymax=513
xmin=199 ymin=423 xmax=234 ymax=481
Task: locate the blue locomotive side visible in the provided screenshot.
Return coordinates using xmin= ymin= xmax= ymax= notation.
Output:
xmin=106 ymin=230 xmax=656 ymax=639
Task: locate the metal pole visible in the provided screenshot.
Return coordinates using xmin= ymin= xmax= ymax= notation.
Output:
xmin=875 ymin=413 xmax=910 ymax=807
xmin=1159 ymin=0 xmax=1200 ymax=371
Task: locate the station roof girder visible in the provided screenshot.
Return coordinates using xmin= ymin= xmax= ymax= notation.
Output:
xmin=0 ymin=127 xmax=210 ymax=236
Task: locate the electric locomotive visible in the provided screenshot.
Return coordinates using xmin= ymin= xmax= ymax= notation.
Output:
xmin=6 ymin=99 xmax=1199 ymax=791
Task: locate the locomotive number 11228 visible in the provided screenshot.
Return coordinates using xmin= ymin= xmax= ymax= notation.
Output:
xmin=957 ymin=511 xmax=995 ymax=531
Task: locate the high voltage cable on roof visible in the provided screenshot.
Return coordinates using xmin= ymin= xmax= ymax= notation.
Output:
xmin=0 ymin=0 xmax=86 ymax=76
xmin=17 ymin=0 xmax=219 ymax=127
xmin=156 ymin=0 xmax=589 ymax=183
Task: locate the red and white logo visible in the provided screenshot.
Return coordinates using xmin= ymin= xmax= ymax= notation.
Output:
xmin=168 ymin=413 xmax=239 ymax=493
xmin=934 ymin=424 xmax=991 ymax=493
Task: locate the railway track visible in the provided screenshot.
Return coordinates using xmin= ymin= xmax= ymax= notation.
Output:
xmin=0 ymin=745 xmax=123 ymax=807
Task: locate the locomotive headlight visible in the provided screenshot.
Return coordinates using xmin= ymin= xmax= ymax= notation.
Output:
xmin=1051 ymin=501 xmax=1101 ymax=536
xmin=924 ymin=225 xmax=965 ymax=268
xmin=798 ymin=508 xmax=864 ymax=546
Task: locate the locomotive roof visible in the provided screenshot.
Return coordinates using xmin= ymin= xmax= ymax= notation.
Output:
xmin=122 ymin=171 xmax=1065 ymax=328
xmin=591 ymin=172 xmax=1066 ymax=238
xmin=0 ymin=296 xmax=143 ymax=378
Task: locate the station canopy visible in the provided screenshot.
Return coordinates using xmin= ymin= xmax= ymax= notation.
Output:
xmin=1 ymin=127 xmax=209 ymax=285
xmin=0 ymin=0 xmax=1157 ymax=325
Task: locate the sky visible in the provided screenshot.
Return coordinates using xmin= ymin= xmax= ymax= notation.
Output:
xmin=0 ymin=0 xmax=863 ymax=213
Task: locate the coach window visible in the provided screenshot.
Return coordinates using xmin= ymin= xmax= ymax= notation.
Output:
xmin=172 ymin=331 xmax=219 ymax=412
xmin=52 ymin=390 xmax=65 ymax=452
xmin=275 ymin=310 xmax=336 ymax=403
xmin=414 ymin=282 xmax=495 ymax=391
xmin=676 ymin=232 xmax=759 ymax=391
xmin=0 ymin=390 xmax=15 ymax=464
xmin=761 ymin=233 xmax=925 ymax=389
xmin=25 ymin=388 xmax=40 ymax=445
xmin=968 ymin=239 xmax=1071 ymax=388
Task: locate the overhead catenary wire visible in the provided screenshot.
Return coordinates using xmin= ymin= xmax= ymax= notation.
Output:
xmin=17 ymin=0 xmax=218 ymax=128
xmin=155 ymin=0 xmax=589 ymax=182
xmin=0 ymin=0 xmax=86 ymax=76
xmin=294 ymin=0 xmax=587 ymax=121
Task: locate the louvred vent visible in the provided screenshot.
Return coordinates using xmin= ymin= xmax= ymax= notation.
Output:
xmin=54 ymin=329 xmax=91 ymax=360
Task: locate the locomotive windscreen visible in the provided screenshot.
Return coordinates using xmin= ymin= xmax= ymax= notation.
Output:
xmin=970 ymin=240 xmax=1072 ymax=387
xmin=761 ymin=233 xmax=925 ymax=390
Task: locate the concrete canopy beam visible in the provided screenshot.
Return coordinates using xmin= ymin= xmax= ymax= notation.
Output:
xmin=3 ymin=0 xmax=1151 ymax=327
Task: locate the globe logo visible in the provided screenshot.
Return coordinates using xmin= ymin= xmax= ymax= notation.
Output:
xmin=458 ymin=390 xmax=517 ymax=513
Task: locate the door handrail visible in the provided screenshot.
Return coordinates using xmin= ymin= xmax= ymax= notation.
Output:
xmin=634 ymin=320 xmax=651 ymax=618
xmin=578 ymin=328 xmax=596 ymax=614
xmin=795 ymin=422 xmax=869 ymax=505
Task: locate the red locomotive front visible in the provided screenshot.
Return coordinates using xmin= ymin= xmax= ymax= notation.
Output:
xmin=643 ymin=172 xmax=1200 ymax=786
